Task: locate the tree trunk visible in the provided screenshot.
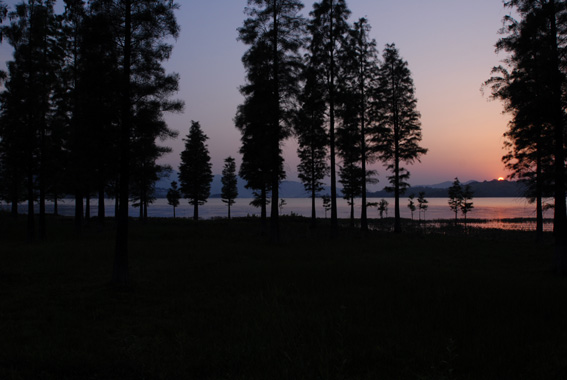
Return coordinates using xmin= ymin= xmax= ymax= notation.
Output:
xmin=75 ymin=192 xmax=83 ymax=232
xmin=548 ymin=0 xmax=567 ymax=273
xmin=113 ymin=0 xmax=132 ymax=286
xmin=193 ymin=202 xmax=198 ymax=221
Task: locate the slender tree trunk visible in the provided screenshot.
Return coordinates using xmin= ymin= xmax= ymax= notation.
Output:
xmin=311 ymin=184 xmax=316 ymax=228
xmin=535 ymin=134 xmax=543 ymax=243
xmin=350 ymin=198 xmax=354 ymax=227
xmin=360 ymin=62 xmax=368 ymax=233
xmin=270 ymin=4 xmax=280 ymax=244
xmin=54 ymin=197 xmax=58 ymax=216
xmin=228 ymin=203 xmax=231 ymax=220
xmin=173 ymin=206 xmax=176 ymax=218
xmin=329 ymin=4 xmax=338 ymax=238
xmin=261 ymin=186 xmax=267 ymax=236
xmin=27 ymin=160 xmax=34 ymax=242
xmin=193 ymin=202 xmax=198 ymax=221
xmin=11 ymin=198 xmax=18 ymax=217
xmin=113 ymin=0 xmax=132 ymax=286
xmin=548 ymin=0 xmax=567 ymax=273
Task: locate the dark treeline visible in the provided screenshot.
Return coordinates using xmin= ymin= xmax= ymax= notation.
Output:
xmin=235 ymin=0 xmax=427 ymax=241
xmin=484 ymin=0 xmax=567 ymax=271
xmin=0 ymin=0 xmax=181 ymax=284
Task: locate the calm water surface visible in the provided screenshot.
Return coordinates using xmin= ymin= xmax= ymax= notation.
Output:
xmin=4 ymin=197 xmax=549 ymax=222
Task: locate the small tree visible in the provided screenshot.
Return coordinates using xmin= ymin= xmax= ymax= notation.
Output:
xmin=448 ymin=177 xmax=463 ymax=224
xmin=179 ymin=121 xmax=213 ymax=221
xmin=322 ymin=194 xmax=331 ymax=218
xmin=221 ymin=156 xmax=238 ymax=219
xmin=279 ymin=198 xmax=287 ymax=214
xmin=417 ymin=192 xmax=428 ymax=221
xmin=166 ymin=181 xmax=181 ymax=218
xmin=460 ymin=185 xmax=474 ymax=228
xmin=378 ymin=199 xmax=389 ymax=219
xmin=407 ymin=194 xmax=416 ymax=220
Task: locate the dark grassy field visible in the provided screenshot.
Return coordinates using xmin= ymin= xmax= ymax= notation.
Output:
xmin=1 ymin=215 xmax=566 ymax=379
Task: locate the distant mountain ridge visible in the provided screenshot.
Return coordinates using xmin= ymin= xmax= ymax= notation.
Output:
xmin=155 ymin=173 xmax=526 ymax=199
xmin=368 ymin=180 xmax=526 ymax=198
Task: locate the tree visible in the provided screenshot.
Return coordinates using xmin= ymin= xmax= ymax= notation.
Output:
xmin=448 ymin=178 xmax=463 ymax=224
xmin=417 ymin=191 xmax=428 ymax=221
xmin=107 ymin=0 xmax=181 ymax=286
xmin=166 ymin=180 xmax=180 ymax=218
xmin=340 ymin=17 xmax=380 ymax=232
xmin=237 ymin=0 xmax=305 ymax=242
xmin=1 ymin=0 xmax=63 ymax=241
xmin=374 ymin=44 xmax=427 ymax=233
xmin=322 ymin=194 xmax=331 ymax=218
xmin=486 ymin=0 xmax=567 ymax=270
xmin=378 ymin=198 xmax=388 ymax=219
xmin=308 ymin=0 xmax=351 ymax=237
xmin=407 ymin=193 xmax=416 ymax=220
xmin=485 ymin=1 xmax=560 ymax=246
xmin=295 ymin=64 xmax=328 ymax=227
xmin=460 ymin=184 xmax=474 ymax=228
xmin=221 ymin=156 xmax=238 ymax=219
xmin=179 ymin=121 xmax=213 ymax=221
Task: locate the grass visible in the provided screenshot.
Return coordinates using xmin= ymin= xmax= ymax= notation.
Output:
xmin=0 ymin=214 xmax=566 ymax=379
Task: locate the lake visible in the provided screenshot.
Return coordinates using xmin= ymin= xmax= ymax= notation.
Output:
xmin=3 ymin=197 xmax=551 ymax=223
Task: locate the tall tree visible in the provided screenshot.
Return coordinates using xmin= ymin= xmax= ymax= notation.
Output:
xmin=179 ymin=121 xmax=213 ymax=221
xmin=308 ymin=0 xmax=351 ymax=237
xmin=374 ymin=44 xmax=427 ymax=233
xmin=237 ymin=0 xmax=306 ymax=242
xmin=340 ymin=17 xmax=380 ymax=232
xmin=1 ymin=0 xmax=62 ymax=241
xmin=106 ymin=0 xmax=181 ymax=285
xmin=221 ymin=156 xmax=238 ymax=219
xmin=485 ymin=0 xmax=561 ymax=246
xmin=295 ymin=64 xmax=328 ymax=227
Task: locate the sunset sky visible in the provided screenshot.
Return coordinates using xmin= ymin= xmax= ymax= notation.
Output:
xmin=0 ymin=0 xmax=513 ymax=187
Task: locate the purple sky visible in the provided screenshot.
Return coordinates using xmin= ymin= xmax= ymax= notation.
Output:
xmin=1 ymin=0 xmax=513 ymax=187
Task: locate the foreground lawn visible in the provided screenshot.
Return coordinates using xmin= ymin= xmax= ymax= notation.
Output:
xmin=0 ymin=216 xmax=565 ymax=379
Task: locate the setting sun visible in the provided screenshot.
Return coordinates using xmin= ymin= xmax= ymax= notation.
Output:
xmin=498 ymin=177 xmax=505 ymax=181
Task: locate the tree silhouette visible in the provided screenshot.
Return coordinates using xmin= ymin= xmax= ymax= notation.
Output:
xmin=166 ymin=181 xmax=180 ymax=218
xmin=378 ymin=198 xmax=388 ymax=219
xmin=179 ymin=121 xmax=213 ymax=221
xmin=340 ymin=17 xmax=380 ymax=232
xmin=295 ymin=64 xmax=328 ymax=228
xmin=417 ymin=192 xmax=428 ymax=221
xmin=237 ymin=0 xmax=305 ymax=241
xmin=308 ymin=0 xmax=351 ymax=237
xmin=485 ymin=1 xmax=560 ymax=245
xmin=460 ymin=185 xmax=474 ymax=229
xmin=221 ymin=156 xmax=238 ymax=219
xmin=407 ymin=194 xmax=416 ymax=220
xmin=109 ymin=0 xmax=181 ymax=286
xmin=374 ymin=44 xmax=427 ymax=233
xmin=448 ymin=178 xmax=463 ymax=224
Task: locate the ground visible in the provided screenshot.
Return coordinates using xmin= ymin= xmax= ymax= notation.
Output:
xmin=0 ymin=215 xmax=565 ymax=379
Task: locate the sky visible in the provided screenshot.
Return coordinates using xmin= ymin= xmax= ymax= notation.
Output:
xmin=1 ymin=0 xmax=513 ymax=187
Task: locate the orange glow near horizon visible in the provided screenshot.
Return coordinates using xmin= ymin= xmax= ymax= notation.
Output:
xmin=498 ymin=177 xmax=505 ymax=181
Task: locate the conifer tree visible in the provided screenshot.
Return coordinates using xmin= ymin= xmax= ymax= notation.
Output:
xmin=237 ymin=0 xmax=305 ymax=242
xmin=166 ymin=181 xmax=180 ymax=218
xmin=221 ymin=156 xmax=238 ymax=219
xmin=374 ymin=44 xmax=427 ymax=233
xmin=448 ymin=178 xmax=463 ymax=224
xmin=308 ymin=0 xmax=351 ymax=236
xmin=340 ymin=17 xmax=380 ymax=232
xmin=179 ymin=121 xmax=213 ymax=221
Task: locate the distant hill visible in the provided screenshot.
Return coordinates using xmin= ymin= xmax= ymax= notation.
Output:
xmin=368 ymin=180 xmax=527 ymax=198
xmin=155 ymin=173 xmax=526 ymax=199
